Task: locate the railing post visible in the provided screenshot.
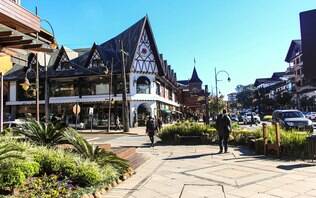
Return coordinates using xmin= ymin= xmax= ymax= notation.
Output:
xmin=275 ymin=122 xmax=281 ymax=157
xmin=263 ymin=123 xmax=268 ymax=155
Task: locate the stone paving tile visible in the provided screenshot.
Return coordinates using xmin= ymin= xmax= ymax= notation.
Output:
xmin=99 ymin=131 xmax=316 ymax=198
xmin=265 ymin=188 xmax=299 ymax=198
xmin=305 ymin=189 xmax=316 ymax=197
xmin=179 ymin=185 xmax=225 ymax=198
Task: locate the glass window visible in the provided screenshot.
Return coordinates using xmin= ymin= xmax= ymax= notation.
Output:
xmin=136 ymin=76 xmax=150 ymax=94
xmin=156 ymin=82 xmax=160 ymax=95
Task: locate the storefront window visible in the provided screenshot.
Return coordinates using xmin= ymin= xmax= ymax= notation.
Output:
xmin=50 ymin=80 xmax=77 ymax=97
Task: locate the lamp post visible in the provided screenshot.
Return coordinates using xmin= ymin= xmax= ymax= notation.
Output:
xmin=41 ymin=19 xmax=58 ymax=124
xmin=215 ymin=67 xmax=231 ymax=114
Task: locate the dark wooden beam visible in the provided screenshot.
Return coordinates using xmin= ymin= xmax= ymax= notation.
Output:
xmin=0 ymin=31 xmax=13 ymax=37
xmin=19 ymin=44 xmax=42 ymax=49
xmin=0 ymin=39 xmax=33 ymax=47
xmin=0 ymin=36 xmax=23 ymax=42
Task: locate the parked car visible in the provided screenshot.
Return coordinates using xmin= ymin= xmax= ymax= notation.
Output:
xmin=3 ymin=119 xmax=26 ymax=129
xmin=272 ymin=110 xmax=313 ymax=132
xmin=242 ymin=112 xmax=261 ymax=124
xmin=305 ymin=112 xmax=316 ymax=121
xmin=230 ymin=114 xmax=239 ymax=122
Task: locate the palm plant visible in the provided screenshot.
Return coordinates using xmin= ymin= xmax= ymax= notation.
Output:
xmin=63 ymin=128 xmax=129 ymax=173
xmin=0 ymin=143 xmax=25 ymax=162
xmin=15 ymin=119 xmax=65 ymax=147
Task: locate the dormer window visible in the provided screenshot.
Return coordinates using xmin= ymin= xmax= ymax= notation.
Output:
xmin=88 ymin=50 xmax=104 ymax=68
xmin=56 ymin=53 xmax=72 ymax=71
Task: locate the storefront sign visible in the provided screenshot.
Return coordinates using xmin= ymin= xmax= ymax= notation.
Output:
xmin=89 ymin=107 xmax=94 ymax=115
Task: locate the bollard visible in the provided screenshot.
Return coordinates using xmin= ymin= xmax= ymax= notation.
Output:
xmin=275 ymin=122 xmax=281 ymax=157
xmin=263 ymin=123 xmax=268 ymax=155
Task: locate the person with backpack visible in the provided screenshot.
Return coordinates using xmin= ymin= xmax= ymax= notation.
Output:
xmin=146 ymin=116 xmax=156 ymax=147
xmin=216 ymin=109 xmax=231 ymax=153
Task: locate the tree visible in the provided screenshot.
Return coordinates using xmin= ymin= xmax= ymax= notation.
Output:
xmin=235 ymin=84 xmax=256 ymax=109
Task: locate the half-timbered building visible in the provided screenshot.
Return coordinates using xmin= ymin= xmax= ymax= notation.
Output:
xmin=4 ymin=16 xmax=180 ymax=128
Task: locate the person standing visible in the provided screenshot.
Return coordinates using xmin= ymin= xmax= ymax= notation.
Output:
xmin=146 ymin=116 xmax=156 ymax=147
xmin=216 ymin=109 xmax=231 ymax=153
xmin=157 ymin=116 xmax=163 ymax=132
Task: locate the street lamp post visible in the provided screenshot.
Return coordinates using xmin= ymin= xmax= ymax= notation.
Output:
xmin=214 ymin=67 xmax=231 ymax=114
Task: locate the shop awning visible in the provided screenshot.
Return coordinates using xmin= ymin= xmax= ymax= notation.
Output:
xmin=161 ymin=109 xmax=171 ymax=114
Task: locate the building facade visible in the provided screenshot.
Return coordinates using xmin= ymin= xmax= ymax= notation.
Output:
xmin=178 ymin=67 xmax=206 ymax=119
xmin=4 ymin=16 xmax=180 ymax=128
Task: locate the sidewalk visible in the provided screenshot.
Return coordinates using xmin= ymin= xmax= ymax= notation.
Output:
xmin=101 ymin=132 xmax=316 ymax=198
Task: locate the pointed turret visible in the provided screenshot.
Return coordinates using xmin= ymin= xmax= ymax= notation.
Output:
xmin=189 ymin=67 xmax=202 ymax=83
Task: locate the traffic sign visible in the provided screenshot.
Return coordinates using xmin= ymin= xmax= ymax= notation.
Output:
xmin=73 ymin=104 xmax=81 ymax=115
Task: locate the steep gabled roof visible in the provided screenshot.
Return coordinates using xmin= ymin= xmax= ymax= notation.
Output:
xmin=71 ymin=16 xmax=164 ymax=75
xmin=271 ymin=72 xmax=286 ymax=80
xmin=189 ymin=67 xmax=202 ymax=83
xmin=285 ymin=40 xmax=302 ymax=62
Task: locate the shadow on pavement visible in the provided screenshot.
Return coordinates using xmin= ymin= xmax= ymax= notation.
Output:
xmin=163 ymin=152 xmax=222 ymax=160
xmin=277 ymin=164 xmax=316 ymax=170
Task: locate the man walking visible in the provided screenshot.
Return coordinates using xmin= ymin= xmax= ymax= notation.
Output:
xmin=146 ymin=116 xmax=156 ymax=147
xmin=216 ymin=109 xmax=231 ymax=153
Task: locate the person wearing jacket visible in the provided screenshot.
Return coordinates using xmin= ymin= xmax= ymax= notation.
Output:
xmin=216 ymin=109 xmax=232 ymax=153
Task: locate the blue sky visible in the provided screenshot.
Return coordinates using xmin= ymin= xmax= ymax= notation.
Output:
xmin=23 ymin=0 xmax=315 ymax=97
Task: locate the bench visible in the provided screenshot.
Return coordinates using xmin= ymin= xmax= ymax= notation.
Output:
xmin=174 ymin=133 xmax=209 ymax=144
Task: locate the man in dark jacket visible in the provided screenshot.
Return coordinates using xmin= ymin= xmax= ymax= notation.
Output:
xmin=216 ymin=109 xmax=231 ymax=153
xmin=146 ymin=116 xmax=156 ymax=147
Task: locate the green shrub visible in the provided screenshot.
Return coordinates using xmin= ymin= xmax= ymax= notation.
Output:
xmin=0 ymin=160 xmax=39 ymax=190
xmin=0 ymin=167 xmax=26 ymax=189
xmin=72 ymin=161 xmax=104 ymax=186
xmin=158 ymin=122 xmax=217 ymax=142
xmin=95 ymin=150 xmax=129 ymax=176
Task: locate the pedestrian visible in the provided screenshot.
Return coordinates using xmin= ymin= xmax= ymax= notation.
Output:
xmin=250 ymin=113 xmax=254 ymax=126
xmin=216 ymin=109 xmax=231 ymax=153
xmin=146 ymin=116 xmax=156 ymax=147
xmin=157 ymin=116 xmax=163 ymax=132
xmin=115 ymin=116 xmax=121 ymax=130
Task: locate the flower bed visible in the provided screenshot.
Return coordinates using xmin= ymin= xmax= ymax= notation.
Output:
xmin=0 ymin=120 xmax=132 ymax=197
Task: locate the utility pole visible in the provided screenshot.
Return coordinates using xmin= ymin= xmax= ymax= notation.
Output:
xmin=215 ymin=67 xmax=219 ymax=114
xmin=35 ymin=8 xmax=39 ymax=122
xmin=120 ymin=41 xmax=129 ymax=132
xmin=205 ymin=85 xmax=209 ymax=124
xmin=108 ymin=59 xmax=113 ymax=132
xmin=44 ymin=53 xmax=49 ymax=124
xmin=0 ymin=72 xmax=3 ymax=133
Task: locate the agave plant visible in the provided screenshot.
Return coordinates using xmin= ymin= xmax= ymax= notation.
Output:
xmin=15 ymin=119 xmax=65 ymax=147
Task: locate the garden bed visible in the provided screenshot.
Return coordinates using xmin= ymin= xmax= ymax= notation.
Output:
xmin=0 ymin=120 xmax=133 ymax=197
xmin=158 ymin=121 xmax=311 ymax=159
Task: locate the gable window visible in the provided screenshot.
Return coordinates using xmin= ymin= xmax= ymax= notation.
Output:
xmin=56 ymin=53 xmax=72 ymax=71
xmin=136 ymin=76 xmax=150 ymax=94
xmin=89 ymin=50 xmax=104 ymax=68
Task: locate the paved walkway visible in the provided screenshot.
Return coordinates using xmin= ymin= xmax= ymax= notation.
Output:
xmin=95 ymin=128 xmax=316 ymax=198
